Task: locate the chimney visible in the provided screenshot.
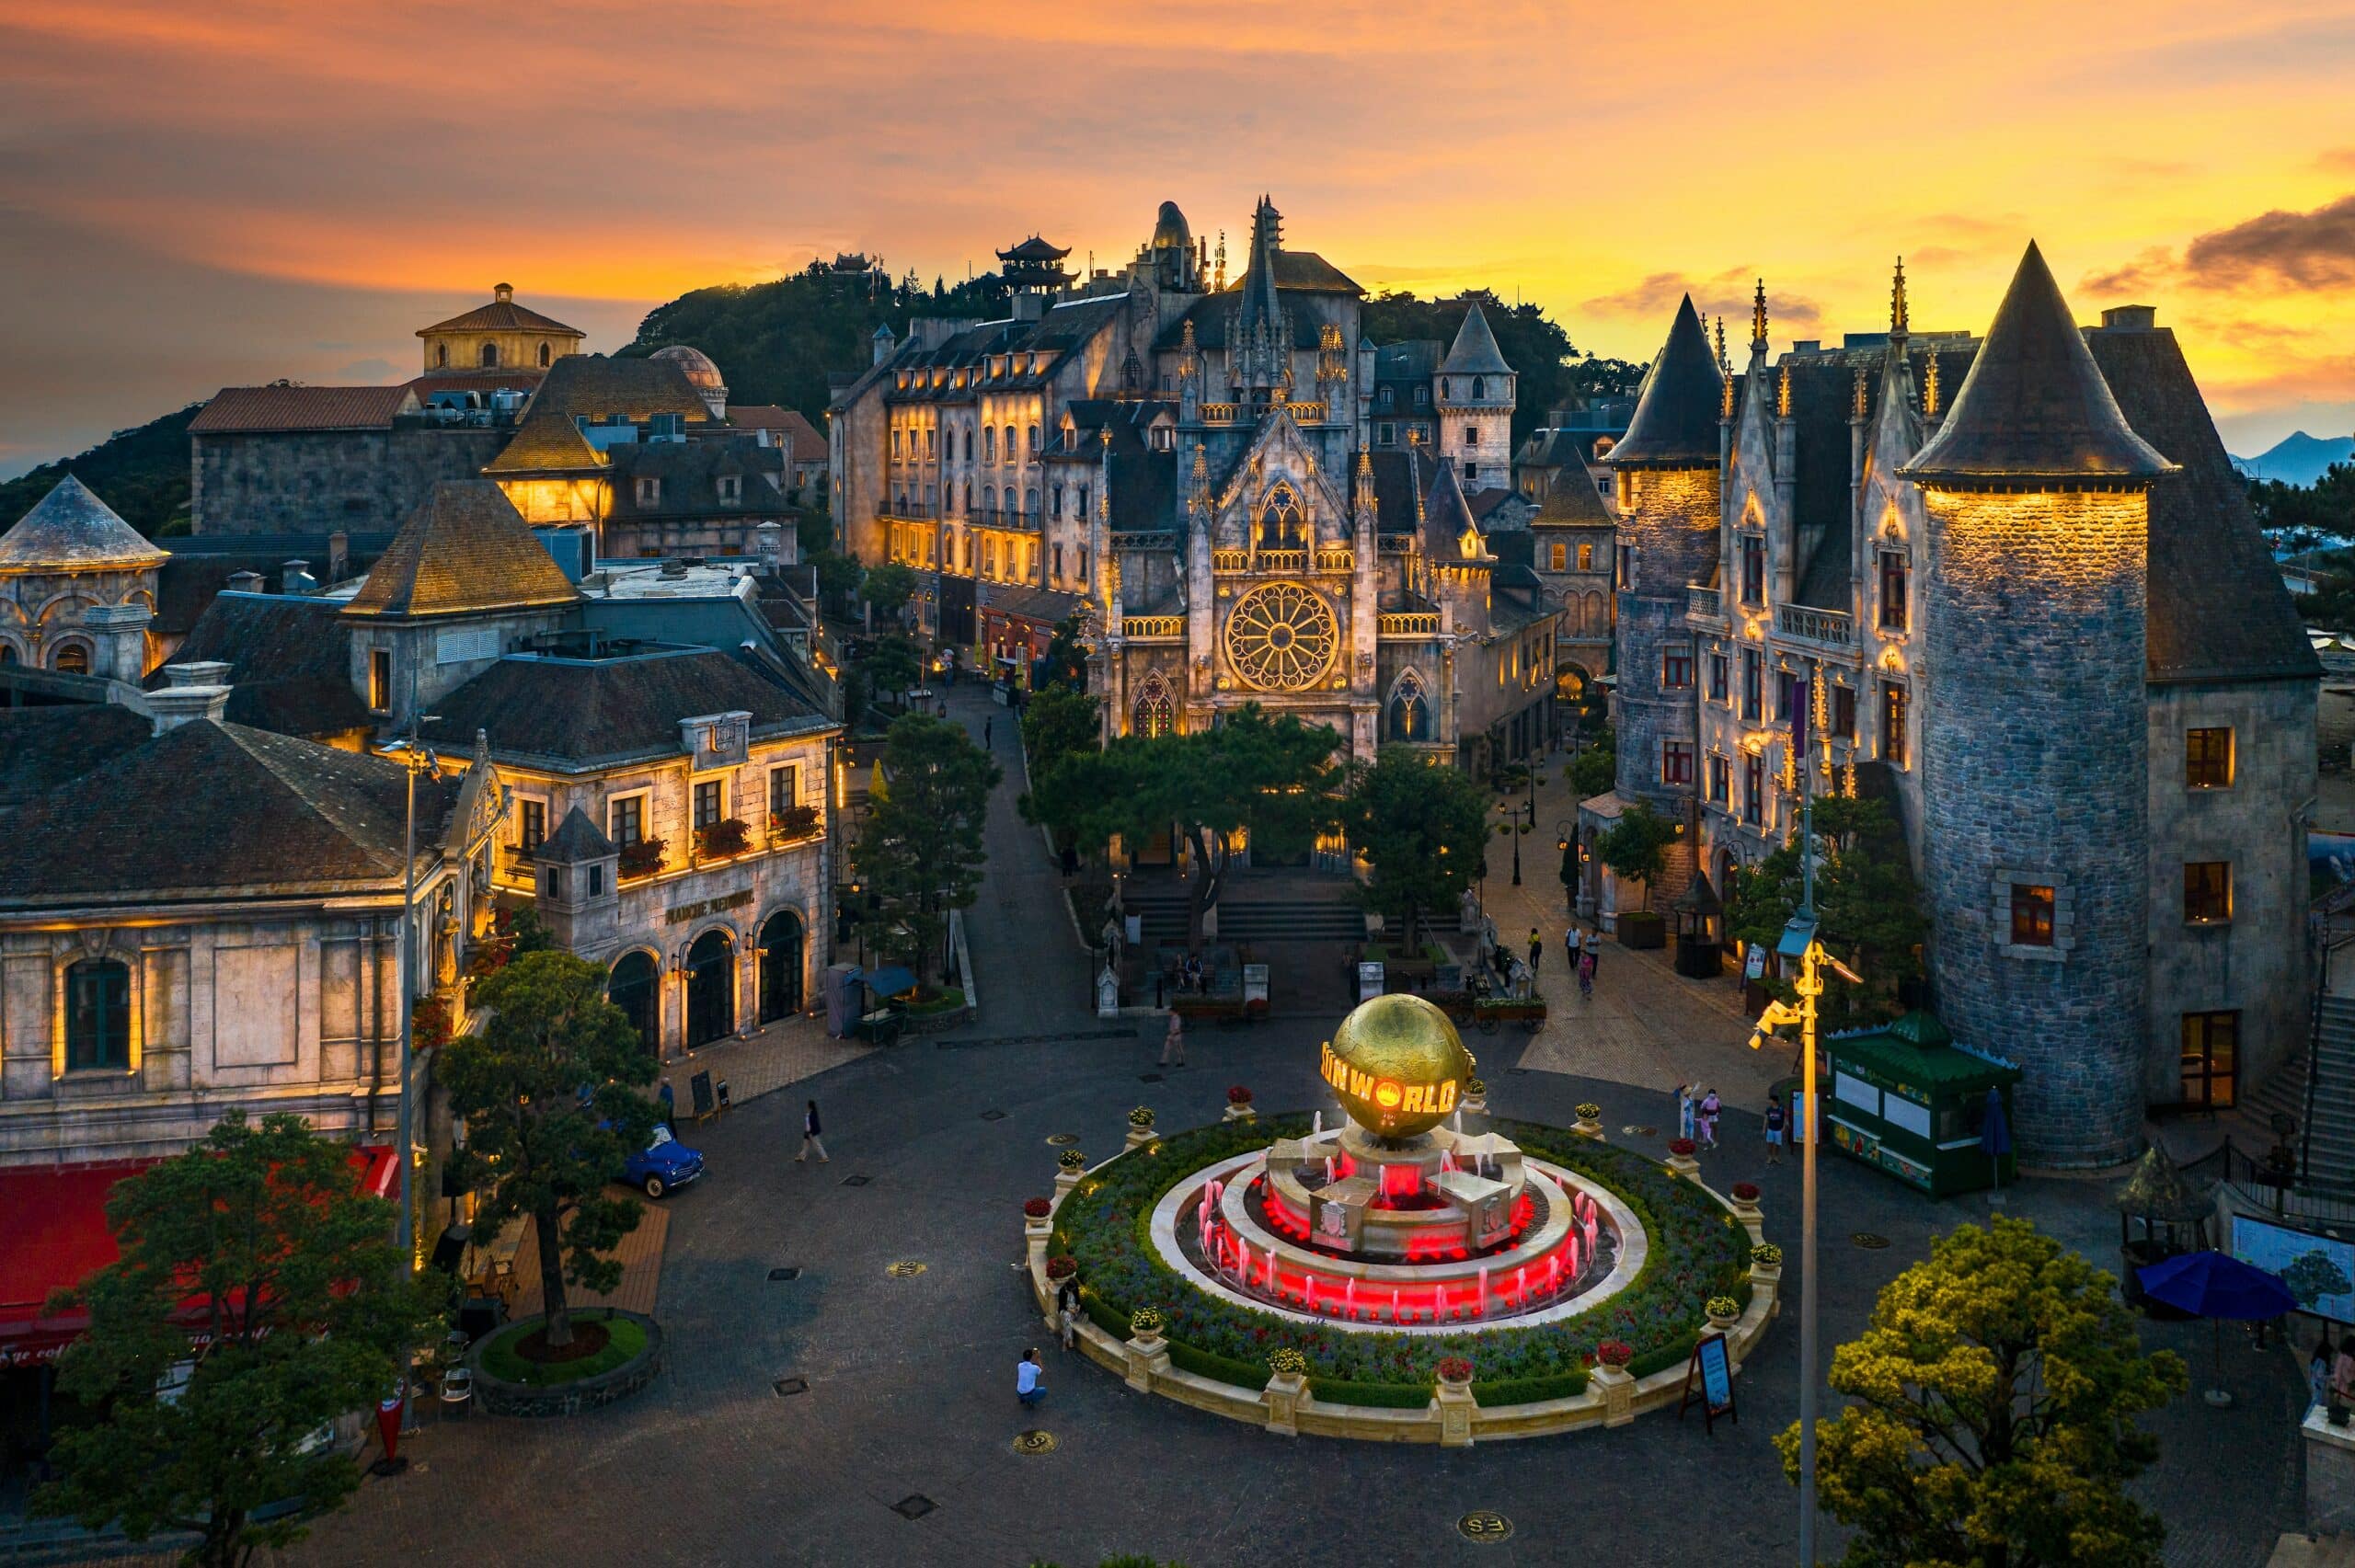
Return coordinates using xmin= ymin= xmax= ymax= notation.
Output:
xmin=281 ymin=559 xmax=316 ymax=594
xmin=753 ymin=521 xmax=784 ymax=561
xmin=327 ymin=531 xmax=350 ymax=581
xmin=227 ymin=569 xmax=265 ymax=594
xmin=149 ymin=661 xmax=232 ymax=734
xmin=1012 ymin=291 xmax=1046 ymax=323
xmin=2099 ymin=304 xmax=2156 ymax=332
xmin=871 ymin=323 xmax=897 ymax=367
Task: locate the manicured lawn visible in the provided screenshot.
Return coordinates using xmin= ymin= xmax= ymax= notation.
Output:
xmin=480 ymin=1315 xmax=649 ymax=1386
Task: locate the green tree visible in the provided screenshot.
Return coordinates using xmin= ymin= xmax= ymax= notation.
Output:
xmin=859 ymin=558 xmax=919 ymax=618
xmin=812 ymin=549 xmax=862 ymax=616
xmin=857 ymin=713 xmax=1001 ymax=983
xmin=1361 ymin=291 xmax=1584 ymax=448
xmin=1781 ymin=1217 xmax=2188 ymax=1568
xmin=1340 ymin=747 xmax=1489 ymax=951
xmin=2249 ymin=464 xmax=2355 ymax=539
xmin=1567 ymin=723 xmax=1617 ymax=799
xmin=1593 ymin=801 xmax=1678 ymax=912
xmin=1038 ymin=613 xmax=1090 ymax=692
xmin=1724 ymin=795 xmax=1926 ymax=1029
xmin=35 ymin=1110 xmax=445 ymax=1568
xmin=438 ymin=952 xmax=657 ymax=1351
xmin=1026 ymin=704 xmax=1341 ymax=946
xmin=0 ymin=402 xmax=202 ymax=539
xmin=1019 ymin=686 xmax=1101 ymax=773
xmin=864 ymin=635 xmax=923 ymax=708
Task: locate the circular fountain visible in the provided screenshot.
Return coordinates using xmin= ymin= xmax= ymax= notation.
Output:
xmin=1146 ymin=995 xmax=1644 ymax=1331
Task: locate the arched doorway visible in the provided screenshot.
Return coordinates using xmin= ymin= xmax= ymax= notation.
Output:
xmin=684 ymin=930 xmax=735 ymax=1048
xmin=758 ymin=910 xmax=805 ymax=1024
xmin=607 ymin=952 xmax=659 ymax=1059
xmin=1717 ymin=849 xmax=1740 ymax=897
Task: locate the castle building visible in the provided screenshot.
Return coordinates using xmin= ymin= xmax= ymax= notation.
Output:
xmin=0 ymin=476 xmax=168 ymax=680
xmin=829 ymin=196 xmax=1561 ymax=772
xmin=1588 ymin=244 xmax=2317 ymax=1165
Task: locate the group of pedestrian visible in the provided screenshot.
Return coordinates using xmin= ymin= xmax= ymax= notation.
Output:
xmin=1674 ymin=1083 xmax=1722 ymax=1150
xmin=1563 ymin=924 xmax=1600 ymax=1001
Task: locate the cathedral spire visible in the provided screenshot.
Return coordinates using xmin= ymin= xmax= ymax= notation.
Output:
xmin=1713 ymin=315 xmax=1729 ymax=376
xmin=1890 ymin=257 xmax=1909 ymax=341
xmin=1189 ymin=441 xmax=1210 ymax=522
xmin=1750 ymin=279 xmax=1769 ymax=358
xmin=1354 ymin=448 xmax=1377 ymax=528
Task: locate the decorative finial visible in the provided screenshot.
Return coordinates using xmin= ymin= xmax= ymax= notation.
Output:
xmin=1776 ymin=362 xmax=1792 ymax=420
xmin=1852 ymin=364 xmax=1868 ymax=420
xmin=1720 ymin=370 xmax=1736 ymax=421
xmin=1713 ymin=315 xmax=1729 ymax=375
xmin=1923 ymin=353 xmax=1941 ymax=418
xmin=1751 ymin=279 xmax=1769 ymax=354
xmin=1214 ymin=230 xmax=1227 ymax=292
xmin=1890 ymin=257 xmax=1909 ymax=338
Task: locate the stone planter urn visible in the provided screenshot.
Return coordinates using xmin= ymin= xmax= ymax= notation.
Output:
xmin=1264 ymin=1352 xmax=1309 ymax=1436
xmin=1706 ymin=1299 xmax=1741 ymax=1334
xmin=1125 ymin=1109 xmax=1156 ymax=1150
xmin=1124 ymin=1311 xmax=1170 ymax=1392
xmin=1572 ymin=1104 xmax=1604 ymax=1140
xmin=1125 ymin=1127 xmax=1156 ymax=1151
xmin=1592 ymin=1361 xmax=1636 ymax=1428
xmin=1666 ymin=1151 xmax=1701 ymax=1178
xmin=1054 ymin=1150 xmax=1086 ymax=1199
xmin=1223 ymin=1102 xmax=1258 ymax=1123
xmin=1433 ymin=1362 xmax=1477 ymax=1448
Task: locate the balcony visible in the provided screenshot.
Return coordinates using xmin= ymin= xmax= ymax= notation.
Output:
xmin=967 ymin=508 xmax=1039 ymax=531
xmin=1686 ymin=585 xmax=1724 ymax=625
xmin=767 ymin=807 xmax=824 ymax=849
xmin=1775 ymin=604 xmax=1855 ymax=649
xmin=1378 ymin=612 xmax=1441 ymax=637
xmin=1123 ymin=614 xmax=1184 ymax=639
xmin=879 ymin=500 xmax=938 ymax=521
xmin=1211 ymin=548 xmax=1342 ymax=574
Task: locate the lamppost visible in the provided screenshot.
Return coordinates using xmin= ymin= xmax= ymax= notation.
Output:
xmin=382 ymin=704 xmax=442 ymax=1277
xmin=1554 ymin=818 xmax=1578 ymax=912
xmin=1495 ymin=797 xmax=1533 ymax=886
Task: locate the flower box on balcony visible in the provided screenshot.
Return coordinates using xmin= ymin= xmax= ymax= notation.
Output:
xmin=617 ymin=837 xmax=666 ymax=880
xmin=698 ymin=818 xmax=752 ymax=859
xmin=769 ymin=805 xmax=821 ymax=843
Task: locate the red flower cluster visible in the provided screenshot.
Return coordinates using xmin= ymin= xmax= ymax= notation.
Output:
xmin=1730 ymin=1182 xmax=1761 ymax=1202
xmin=1227 ymin=1084 xmax=1254 ymax=1104
xmin=1023 ymin=1197 xmax=1052 ymax=1218
xmin=1596 ymin=1340 xmax=1635 ymax=1368
xmin=1436 ymin=1356 xmax=1475 ymax=1383
xmin=1668 ymin=1138 xmax=1696 ymax=1156
xmin=1045 ymin=1255 xmax=1076 ymax=1280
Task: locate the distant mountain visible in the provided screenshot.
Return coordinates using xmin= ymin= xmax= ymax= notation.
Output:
xmin=2234 ymin=430 xmax=2353 ymax=486
xmin=0 ymin=404 xmax=200 ymax=537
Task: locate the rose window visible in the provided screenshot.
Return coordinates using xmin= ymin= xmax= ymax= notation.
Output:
xmin=1223 ymin=582 xmax=1338 ymax=692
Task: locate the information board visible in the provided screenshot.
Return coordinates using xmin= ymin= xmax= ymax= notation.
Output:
xmin=2234 ymin=1213 xmax=2355 ymax=1326
xmin=1678 ymin=1332 xmax=1738 ymax=1433
xmin=688 ymin=1070 xmax=716 ymax=1122
xmin=1358 ymin=962 xmax=1385 ymax=1002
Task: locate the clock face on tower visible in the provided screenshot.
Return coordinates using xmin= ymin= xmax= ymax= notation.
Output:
xmin=1223 ymin=581 xmax=1338 ymax=692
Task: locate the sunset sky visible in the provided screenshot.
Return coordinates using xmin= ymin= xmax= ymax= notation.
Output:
xmin=5 ymin=0 xmax=2354 ymax=475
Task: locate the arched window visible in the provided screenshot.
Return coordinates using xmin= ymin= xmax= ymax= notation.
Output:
xmin=537 ymin=341 xmax=552 ymax=367
xmin=684 ymin=930 xmax=734 ymax=1048
xmin=961 ymin=481 xmax=972 ymax=516
xmin=758 ymin=910 xmax=805 ymax=1023
xmin=1472 ymin=375 xmax=1485 ymax=399
xmin=1134 ymin=671 xmax=1174 ymax=738
xmin=66 ymin=958 xmax=131 ymax=1071
xmin=479 ymin=342 xmax=499 ymax=368
xmin=1258 ymin=484 xmax=1302 ymax=547
xmin=982 ymin=427 xmax=995 ymax=463
xmin=435 ymin=344 xmax=450 ymax=368
xmin=1441 ymin=378 xmax=1452 ymax=400
xmin=0 ymin=643 xmax=17 ymax=665
xmin=1387 ymin=672 xmax=1428 ymax=741
xmin=607 ymin=951 xmax=659 ymax=1058
xmin=52 ymin=644 xmax=88 ymax=675
xmin=1003 ymin=426 xmax=1017 ymax=463
xmin=982 ymin=486 xmax=996 ymax=517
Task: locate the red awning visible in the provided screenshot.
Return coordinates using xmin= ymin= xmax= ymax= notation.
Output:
xmin=0 ymin=1145 xmax=395 ymax=1368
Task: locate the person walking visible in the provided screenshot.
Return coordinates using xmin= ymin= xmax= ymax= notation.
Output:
xmin=1017 ymin=1347 xmax=1046 ymax=1407
xmin=1160 ymin=1010 xmax=1187 ymax=1068
xmin=983 ymin=716 xmax=994 ymax=750
xmin=1698 ymin=1088 xmax=1722 ymax=1151
xmin=1056 ymin=1280 xmax=1081 ymax=1353
xmin=657 ymin=1079 xmax=676 ymax=1132
xmin=796 ymin=1099 xmax=829 ymax=1164
xmin=1564 ymin=924 xmax=1581 ymax=974
xmin=1526 ymin=928 xmax=1544 ymax=977
xmin=1577 ymin=945 xmax=1596 ymax=1000
xmin=1763 ymin=1094 xmax=1786 ymax=1166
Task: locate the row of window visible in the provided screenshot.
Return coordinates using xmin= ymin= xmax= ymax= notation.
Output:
xmin=503 ymin=764 xmax=806 ymax=864
xmin=2003 ymin=864 xmax=2234 ymax=943
xmin=431 ymin=340 xmax=556 ymax=370
xmin=1731 ymin=537 xmax=1912 ymax=633
xmin=633 ymin=475 xmax=741 ymax=507
xmin=1545 ymin=541 xmax=1598 ymax=573
xmin=891 ymin=424 xmax=1044 ymax=464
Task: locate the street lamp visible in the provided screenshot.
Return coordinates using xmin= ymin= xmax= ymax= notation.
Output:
xmin=1495 ymin=797 xmax=1533 ymax=885
xmin=381 ymin=715 xmax=442 ymax=1278
xmin=1555 ymin=818 xmax=1578 ymax=910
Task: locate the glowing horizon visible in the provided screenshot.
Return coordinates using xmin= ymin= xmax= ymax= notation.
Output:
xmin=3 ymin=0 xmax=2352 ymax=476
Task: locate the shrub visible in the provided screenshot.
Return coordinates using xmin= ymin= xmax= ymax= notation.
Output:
xmin=1575 ymin=1102 xmax=1603 ymax=1120
xmin=1436 ymin=1356 xmax=1475 ymax=1384
xmin=1227 ymin=1084 xmax=1254 ymax=1105
xmin=1309 ymin=1379 xmax=1433 ymax=1409
xmin=1628 ymin=1336 xmax=1696 ymax=1379
xmin=1472 ymin=1368 xmax=1591 ymax=1406
xmin=1045 ymin=1255 xmax=1076 ymax=1280
xmin=1128 ymin=1106 xmax=1156 ymax=1128
xmin=1024 ymin=1197 xmax=1052 ymax=1219
xmin=1752 ymin=1243 xmax=1783 ymax=1266
xmin=1596 ymin=1339 xmax=1635 ymax=1368
xmin=1129 ymin=1307 xmax=1164 ymax=1336
xmin=1706 ymin=1295 xmax=1740 ymax=1319
xmin=480 ymin=1316 xmax=649 ymax=1387
xmin=1167 ymin=1341 xmax=1267 ymax=1390
xmin=1668 ymin=1138 xmax=1696 ymax=1157
xmin=1731 ymin=1181 xmax=1761 ymax=1201
xmin=1267 ymin=1347 xmax=1309 ymax=1378
xmin=1058 ymin=1150 xmax=1086 ymax=1171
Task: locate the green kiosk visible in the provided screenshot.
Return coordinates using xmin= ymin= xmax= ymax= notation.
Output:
xmin=1824 ymin=1011 xmax=2020 ymax=1197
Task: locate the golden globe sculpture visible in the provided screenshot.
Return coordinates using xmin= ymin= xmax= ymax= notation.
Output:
xmin=1318 ymin=993 xmax=1475 ymax=1139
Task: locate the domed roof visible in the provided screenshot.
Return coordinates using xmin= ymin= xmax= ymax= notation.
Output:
xmin=0 ymin=475 xmax=167 ymax=572
xmin=1152 ymin=200 xmax=1191 ymax=251
xmin=649 ymin=345 xmax=726 ymax=391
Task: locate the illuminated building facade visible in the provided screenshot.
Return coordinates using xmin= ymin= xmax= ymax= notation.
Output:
xmin=1594 ymin=243 xmax=2318 ymax=1163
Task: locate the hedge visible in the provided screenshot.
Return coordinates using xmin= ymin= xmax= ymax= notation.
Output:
xmin=1309 ymin=1378 xmax=1433 ymax=1408
xmin=1471 ymin=1368 xmax=1592 ymax=1406
xmin=1166 ymin=1341 xmax=1269 ymax=1390
xmin=1050 ymin=1114 xmax=1748 ymax=1402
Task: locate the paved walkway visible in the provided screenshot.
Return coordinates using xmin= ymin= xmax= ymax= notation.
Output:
xmin=657 ymin=1013 xmax=867 ymax=1113
xmin=507 ymin=1198 xmax=671 ymax=1322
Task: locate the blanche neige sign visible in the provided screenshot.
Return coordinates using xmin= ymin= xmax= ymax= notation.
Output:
xmin=666 ymin=887 xmax=754 ymax=926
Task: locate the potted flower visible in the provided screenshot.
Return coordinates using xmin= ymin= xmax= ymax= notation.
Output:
xmin=618 ymin=836 xmax=666 ymax=880
xmin=1057 ymin=1149 xmax=1086 ymax=1172
xmin=1045 ymin=1254 xmax=1077 ymax=1283
xmin=1267 ymin=1346 xmax=1308 ymax=1380
xmin=1706 ymin=1295 xmax=1741 ymax=1331
xmin=1436 ymin=1356 xmax=1476 ymax=1389
xmin=1224 ymin=1085 xmax=1257 ymax=1122
xmin=1595 ymin=1339 xmax=1635 ymax=1369
xmin=769 ymin=803 xmax=821 ymax=842
xmin=1461 ymin=1076 xmax=1488 ymax=1116
xmin=1665 ymin=1137 xmax=1700 ymax=1176
xmin=1022 ymin=1196 xmax=1052 ymax=1238
xmin=1729 ymin=1180 xmax=1763 ymax=1220
xmin=1128 ymin=1105 xmax=1156 ymax=1127
xmin=1128 ymin=1306 xmax=1165 ymax=1345
xmin=1573 ymin=1102 xmax=1604 ymax=1139
xmin=697 ymin=817 xmax=752 ymax=860
xmin=1751 ymin=1242 xmax=1783 ymax=1283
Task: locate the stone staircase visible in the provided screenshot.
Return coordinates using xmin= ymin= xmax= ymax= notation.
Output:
xmin=2299 ymin=995 xmax=2355 ymax=1193
xmin=1121 ymin=878 xmax=1368 ymax=949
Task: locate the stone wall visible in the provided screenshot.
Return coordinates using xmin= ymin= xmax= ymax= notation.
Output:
xmin=1612 ymin=464 xmax=1718 ymax=815
xmin=2145 ymin=677 xmax=2315 ymax=1105
xmin=1922 ymin=486 xmax=2148 ymax=1166
xmin=193 ymin=428 xmax=508 ymax=536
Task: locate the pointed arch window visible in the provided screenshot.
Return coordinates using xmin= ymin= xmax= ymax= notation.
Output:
xmin=1387 ymin=671 xmax=1429 ymax=741
xmin=1471 ymin=375 xmax=1485 ymax=399
xmin=1258 ymin=483 xmax=1303 ymax=548
xmin=1134 ymin=671 xmax=1175 ymax=738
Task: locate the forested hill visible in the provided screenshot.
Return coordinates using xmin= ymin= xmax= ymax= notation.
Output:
xmin=0 ymin=403 xmax=200 ymax=537
xmin=623 ymin=266 xmax=1641 ymax=445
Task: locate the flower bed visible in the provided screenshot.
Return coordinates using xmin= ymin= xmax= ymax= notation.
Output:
xmin=1049 ymin=1115 xmax=1750 ymax=1399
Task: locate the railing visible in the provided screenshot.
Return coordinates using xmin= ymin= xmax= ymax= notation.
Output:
xmin=1315 ymin=550 xmax=1355 ymax=573
xmin=879 ymin=500 xmax=938 ymax=521
xmin=1123 ymin=614 xmax=1184 ymax=638
xmin=1379 ymin=612 xmax=1441 ymax=637
xmin=1212 ymin=548 xmax=1316 ymax=573
xmin=1775 ymin=604 xmax=1854 ymax=648
xmin=1200 ymin=404 xmax=1238 ymax=424
xmin=1686 ymin=585 xmax=1723 ymax=623
xmin=967 ymin=509 xmax=1038 ymax=531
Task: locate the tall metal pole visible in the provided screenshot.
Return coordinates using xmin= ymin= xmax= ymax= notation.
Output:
xmin=1797 ymin=738 xmax=1820 ymax=1563
xmin=393 ymin=705 xmax=419 ymax=1273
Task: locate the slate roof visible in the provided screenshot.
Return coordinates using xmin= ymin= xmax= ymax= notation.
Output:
xmin=603 ymin=440 xmax=787 ymax=521
xmin=0 ymin=706 xmax=151 ymax=811
xmin=418 ymin=646 xmax=830 ymax=771
xmin=1367 ymin=447 xmax=1430 ymax=537
xmin=344 ymin=480 xmax=580 ymax=619
xmin=1904 ymin=243 xmax=2171 ymax=486
xmin=1533 ymin=441 xmax=1614 ymax=526
xmin=146 ymin=592 xmax=372 ymax=738
xmin=522 ymin=354 xmax=713 ymax=427
xmin=0 ymin=476 xmax=169 ymax=571
xmin=1421 ymin=462 xmax=1482 ymax=561
xmin=483 ymin=408 xmax=605 ymax=475
xmin=190 ymin=385 xmax=418 ymax=435
xmin=419 ymin=293 xmax=583 ymax=338
xmin=154 ymin=544 xmax=389 ymax=636
xmin=535 ymin=804 xmax=615 ymax=863
xmin=1232 ymin=250 xmax=1361 ymax=296
xmin=727 ymin=405 xmax=827 ymax=463
xmin=1054 ymin=401 xmax=1179 ymax=535
xmin=0 ymin=719 xmax=460 ymax=905
xmin=2087 ymin=325 xmax=2320 ymax=684
xmin=982 ymin=582 xmax=1084 ymax=626
xmin=1610 ymin=296 xmax=1724 ymax=469
xmin=1442 ymin=303 xmax=1512 ymax=375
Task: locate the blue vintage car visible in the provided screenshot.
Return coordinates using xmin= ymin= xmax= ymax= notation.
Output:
xmin=623 ymin=1125 xmax=704 ymax=1198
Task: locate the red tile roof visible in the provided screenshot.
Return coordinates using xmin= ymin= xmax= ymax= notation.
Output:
xmin=190 ymin=384 xmax=417 ymax=434
xmin=418 ymin=298 xmax=584 ymax=338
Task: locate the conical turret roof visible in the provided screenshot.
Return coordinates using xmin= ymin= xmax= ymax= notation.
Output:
xmin=0 ymin=475 xmax=168 ymax=571
xmin=1607 ymin=296 xmax=1722 ymax=469
xmin=1442 ymin=302 xmax=1511 ymax=375
xmin=1902 ymin=242 xmax=2173 ymax=486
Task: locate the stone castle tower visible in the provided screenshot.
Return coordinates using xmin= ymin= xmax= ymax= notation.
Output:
xmin=1609 ymin=296 xmax=1724 ymax=817
xmin=1901 ymin=242 xmax=2174 ymax=1166
xmin=1436 ymin=302 xmax=1515 ymax=490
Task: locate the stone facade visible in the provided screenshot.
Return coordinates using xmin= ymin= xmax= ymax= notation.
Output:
xmin=193 ymin=427 xmax=507 ymax=537
xmin=1614 ymin=465 xmax=1718 ymax=816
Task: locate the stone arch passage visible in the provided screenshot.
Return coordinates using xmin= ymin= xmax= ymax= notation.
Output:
xmin=684 ymin=929 xmax=735 ymax=1048
xmin=608 ymin=951 xmax=660 ymax=1059
xmin=758 ymin=910 xmax=805 ymax=1024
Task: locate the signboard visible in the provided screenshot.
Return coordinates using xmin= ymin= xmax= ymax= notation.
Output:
xmin=1678 ymin=1332 xmax=1738 ymax=1433
xmin=667 ymin=887 xmax=755 ymax=926
xmin=1358 ymin=961 xmax=1385 ymax=1003
xmin=1241 ymin=965 xmax=1269 ymax=1007
xmin=688 ymin=1070 xmax=716 ymax=1122
xmin=1831 ymin=1116 xmax=1933 ymax=1192
xmin=2234 ymin=1214 xmax=2355 ymax=1326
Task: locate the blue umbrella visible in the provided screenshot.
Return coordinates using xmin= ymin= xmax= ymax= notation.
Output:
xmin=2136 ymin=1250 xmax=2296 ymax=1406
xmin=1978 ymin=1087 xmax=2012 ymax=1196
